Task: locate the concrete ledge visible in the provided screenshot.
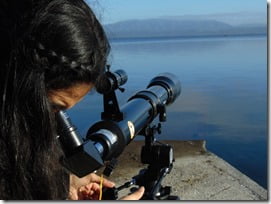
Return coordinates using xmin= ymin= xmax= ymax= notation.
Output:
xmin=101 ymin=140 xmax=268 ymax=200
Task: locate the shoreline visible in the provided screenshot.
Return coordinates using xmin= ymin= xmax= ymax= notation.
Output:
xmin=109 ymin=34 xmax=266 ymax=43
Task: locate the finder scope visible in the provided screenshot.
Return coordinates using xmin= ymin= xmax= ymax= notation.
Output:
xmin=96 ymin=69 xmax=128 ymax=94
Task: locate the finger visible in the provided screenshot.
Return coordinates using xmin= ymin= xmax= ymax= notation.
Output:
xmin=85 ymin=183 xmax=100 ymax=192
xmin=120 ymin=186 xmax=145 ymax=200
xmin=78 ymin=189 xmax=89 ymax=200
xmin=89 ymin=173 xmax=115 ymax=188
xmin=82 ymin=183 xmax=103 ymax=200
xmin=101 ymin=176 xmax=115 ymax=188
xmin=80 ymin=183 xmax=99 ymax=193
xmin=92 ymin=183 xmax=101 ymax=191
xmin=78 ymin=188 xmax=99 ymax=200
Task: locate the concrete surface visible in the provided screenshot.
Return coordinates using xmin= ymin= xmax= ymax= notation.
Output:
xmin=99 ymin=140 xmax=268 ymax=200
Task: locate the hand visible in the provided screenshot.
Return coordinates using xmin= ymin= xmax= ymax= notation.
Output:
xmin=68 ymin=173 xmax=115 ymax=200
xmin=77 ymin=182 xmax=100 ymax=200
xmin=120 ymin=186 xmax=145 ymax=200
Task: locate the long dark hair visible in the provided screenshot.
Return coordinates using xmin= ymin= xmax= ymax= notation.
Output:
xmin=0 ymin=0 xmax=110 ymax=200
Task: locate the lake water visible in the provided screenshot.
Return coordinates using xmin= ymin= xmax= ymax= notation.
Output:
xmin=68 ymin=35 xmax=267 ymax=189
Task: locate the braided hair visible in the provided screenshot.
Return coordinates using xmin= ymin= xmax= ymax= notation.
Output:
xmin=0 ymin=0 xmax=110 ymax=200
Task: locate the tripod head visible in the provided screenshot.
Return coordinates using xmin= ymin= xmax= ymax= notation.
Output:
xmin=102 ymin=121 xmax=180 ymax=200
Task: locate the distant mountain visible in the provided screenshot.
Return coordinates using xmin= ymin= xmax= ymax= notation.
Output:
xmin=161 ymin=12 xmax=266 ymax=26
xmin=104 ymin=18 xmax=266 ymax=39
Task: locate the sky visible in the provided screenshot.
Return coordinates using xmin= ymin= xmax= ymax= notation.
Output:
xmin=87 ymin=0 xmax=267 ymax=24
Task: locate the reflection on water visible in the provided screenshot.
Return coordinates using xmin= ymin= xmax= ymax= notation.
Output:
xmin=68 ymin=35 xmax=267 ymax=188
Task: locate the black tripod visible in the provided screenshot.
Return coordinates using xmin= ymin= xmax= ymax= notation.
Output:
xmin=102 ymin=123 xmax=180 ymax=200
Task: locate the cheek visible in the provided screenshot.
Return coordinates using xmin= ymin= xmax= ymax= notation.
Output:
xmin=66 ymin=95 xmax=87 ymax=109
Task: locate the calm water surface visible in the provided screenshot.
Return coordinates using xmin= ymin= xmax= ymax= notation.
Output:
xmin=68 ymin=35 xmax=267 ymax=189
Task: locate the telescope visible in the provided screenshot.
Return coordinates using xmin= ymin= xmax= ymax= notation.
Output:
xmin=56 ymin=68 xmax=181 ymax=199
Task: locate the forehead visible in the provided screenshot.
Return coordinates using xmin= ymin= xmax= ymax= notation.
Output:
xmin=48 ymin=83 xmax=93 ymax=109
xmin=50 ymin=83 xmax=92 ymax=96
xmin=59 ymin=83 xmax=92 ymax=96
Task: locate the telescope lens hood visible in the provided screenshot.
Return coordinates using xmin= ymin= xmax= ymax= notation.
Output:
xmin=147 ymin=72 xmax=181 ymax=105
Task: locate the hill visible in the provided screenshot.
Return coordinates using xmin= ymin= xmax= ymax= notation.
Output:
xmin=104 ymin=18 xmax=266 ymax=39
